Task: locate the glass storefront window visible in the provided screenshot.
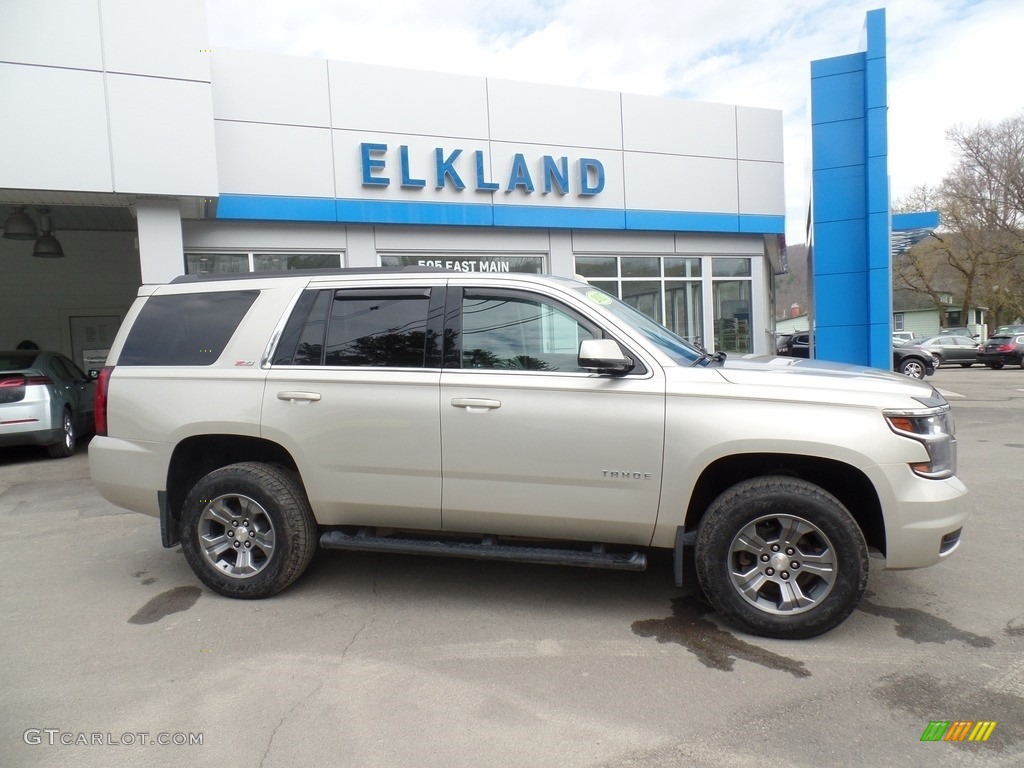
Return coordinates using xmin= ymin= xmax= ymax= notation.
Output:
xmin=254 ymin=253 xmax=341 ymax=271
xmin=185 ymin=253 xmax=249 ymax=274
xmin=713 ymin=279 xmax=752 ymax=353
xmin=665 ymin=258 xmax=701 ymax=278
xmin=185 ymin=252 xmax=342 ymax=274
xmin=712 ymin=257 xmax=751 ymax=277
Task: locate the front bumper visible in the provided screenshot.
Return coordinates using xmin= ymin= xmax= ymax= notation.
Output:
xmin=866 ymin=462 xmax=969 ymax=570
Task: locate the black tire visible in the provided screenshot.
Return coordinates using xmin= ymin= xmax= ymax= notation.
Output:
xmin=898 ymin=357 xmax=927 ymax=379
xmin=987 ymin=362 xmax=1004 ymax=370
xmin=179 ymin=462 xmax=317 ymax=599
xmin=695 ymin=476 xmax=868 ymax=639
xmin=46 ymin=408 xmax=76 ymax=458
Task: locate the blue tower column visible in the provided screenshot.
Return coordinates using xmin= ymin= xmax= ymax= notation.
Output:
xmin=810 ymin=9 xmax=891 ymax=370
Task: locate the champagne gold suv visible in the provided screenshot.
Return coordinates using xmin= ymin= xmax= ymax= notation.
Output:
xmin=89 ymin=269 xmax=968 ymax=638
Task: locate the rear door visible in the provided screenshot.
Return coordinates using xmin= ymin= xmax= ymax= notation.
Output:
xmin=262 ymin=282 xmax=445 ymax=530
xmin=439 ymin=283 xmax=665 ymax=546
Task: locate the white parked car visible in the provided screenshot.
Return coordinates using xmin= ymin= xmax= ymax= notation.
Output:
xmin=89 ymin=269 xmax=968 ymax=638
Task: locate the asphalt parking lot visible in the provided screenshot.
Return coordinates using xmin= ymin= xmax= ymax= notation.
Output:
xmin=1 ymin=365 xmax=1022 ymax=768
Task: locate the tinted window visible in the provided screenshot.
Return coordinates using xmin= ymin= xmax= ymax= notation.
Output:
xmin=118 ymin=291 xmax=259 ymax=366
xmin=323 ymin=289 xmax=434 ymax=368
xmin=458 ymin=291 xmax=596 ymax=372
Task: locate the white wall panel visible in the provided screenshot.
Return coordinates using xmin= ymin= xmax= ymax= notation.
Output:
xmin=183 ymin=220 xmax=348 ymax=250
xmin=0 ymin=65 xmax=112 ymax=192
xmin=216 ymin=122 xmax=334 ymax=198
xmin=329 ymin=62 xmax=489 ymax=139
xmin=375 ymin=226 xmax=550 ymax=252
xmin=622 ymin=95 xmax=736 ymax=158
xmin=571 ymin=231 xmax=676 ymax=254
xmin=489 ymin=143 xmax=624 ymax=210
xmin=0 ymin=0 xmax=103 ymax=70
xmin=674 ymin=234 xmax=764 ymax=255
xmin=737 ymin=106 xmax=784 ymax=162
xmin=100 ymin=0 xmax=210 ymax=81
xmin=623 ymin=153 xmax=738 ymax=213
xmin=212 ymin=49 xmax=331 ymax=127
xmin=332 ymin=130 xmax=492 ymax=203
xmin=107 ymin=74 xmax=218 ymax=195
xmin=487 ymin=79 xmax=622 ymax=149
xmin=738 ymin=161 xmax=786 ymax=215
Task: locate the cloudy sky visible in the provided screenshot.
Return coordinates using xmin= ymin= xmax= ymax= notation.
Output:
xmin=205 ymin=0 xmax=1022 ymax=244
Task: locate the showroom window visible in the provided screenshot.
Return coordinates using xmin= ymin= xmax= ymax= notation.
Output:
xmin=575 ymin=256 xmax=703 ymax=345
xmin=712 ymin=257 xmax=752 ymax=354
xmin=184 ymin=252 xmax=342 ymax=274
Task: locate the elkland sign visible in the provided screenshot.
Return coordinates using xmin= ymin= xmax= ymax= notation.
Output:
xmin=359 ymin=142 xmax=606 ymax=197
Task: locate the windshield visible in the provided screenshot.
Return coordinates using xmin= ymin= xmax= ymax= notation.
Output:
xmin=571 ymin=285 xmax=707 ymax=366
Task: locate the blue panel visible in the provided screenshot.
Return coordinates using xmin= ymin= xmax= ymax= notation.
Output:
xmin=868 ymin=321 xmax=892 ymax=370
xmin=494 ymin=205 xmax=623 ymax=230
xmin=892 ymin=211 xmax=939 ymax=230
xmin=216 ymin=195 xmax=337 ymax=221
xmin=812 ymin=119 xmax=865 ymax=170
xmin=865 ymin=58 xmax=888 ymax=109
xmin=866 ymin=211 xmax=890 ymax=270
xmin=866 ymin=106 xmax=888 ymax=157
xmin=812 ymin=218 xmax=867 ymax=275
xmin=811 ymin=70 xmax=865 ymax=125
xmin=866 ymin=156 xmax=889 ymax=214
xmin=815 ymin=272 xmax=868 ymax=327
xmin=813 ymin=165 xmax=866 ymax=223
xmin=738 ymin=214 xmax=785 ymax=234
xmin=816 ymin=324 xmax=869 ymax=366
xmin=336 ymin=199 xmax=492 ymax=226
xmin=810 ymin=53 xmax=865 ymax=79
xmin=626 ymin=210 xmax=739 ymax=232
xmin=215 ymin=196 xmax=781 ymax=236
xmin=867 ymin=265 xmax=892 ymax=323
xmin=865 ymin=9 xmax=887 ymax=60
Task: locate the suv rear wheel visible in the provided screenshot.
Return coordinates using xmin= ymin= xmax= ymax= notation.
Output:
xmin=695 ymin=476 xmax=868 ymax=639
xmin=179 ymin=462 xmax=317 ymax=598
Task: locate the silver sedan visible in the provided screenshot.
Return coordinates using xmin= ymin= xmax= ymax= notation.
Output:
xmin=0 ymin=350 xmax=95 ymax=457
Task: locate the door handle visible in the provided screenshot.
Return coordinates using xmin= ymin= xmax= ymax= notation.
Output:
xmin=451 ymin=398 xmax=501 ymax=412
xmin=277 ymin=391 xmax=322 ymax=403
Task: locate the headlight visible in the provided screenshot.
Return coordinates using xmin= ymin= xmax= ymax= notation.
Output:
xmin=883 ymin=405 xmax=957 ymax=479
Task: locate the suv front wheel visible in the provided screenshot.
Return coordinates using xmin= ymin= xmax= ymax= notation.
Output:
xmin=695 ymin=476 xmax=868 ymax=639
xmin=179 ymin=462 xmax=317 ymax=598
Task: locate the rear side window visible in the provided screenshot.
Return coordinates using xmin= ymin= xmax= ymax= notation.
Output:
xmin=274 ymin=288 xmax=441 ymax=368
xmin=118 ymin=291 xmax=259 ymax=365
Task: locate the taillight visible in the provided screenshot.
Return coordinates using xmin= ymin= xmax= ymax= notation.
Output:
xmin=996 ymin=344 xmax=1014 ymax=353
xmin=95 ymin=366 xmax=113 ymax=436
xmin=0 ymin=374 xmax=49 ymax=403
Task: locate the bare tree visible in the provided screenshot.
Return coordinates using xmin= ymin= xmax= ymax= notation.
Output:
xmin=894 ymin=113 xmax=1024 ymax=326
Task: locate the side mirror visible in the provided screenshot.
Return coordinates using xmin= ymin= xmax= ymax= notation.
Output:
xmin=578 ymin=338 xmax=634 ymax=374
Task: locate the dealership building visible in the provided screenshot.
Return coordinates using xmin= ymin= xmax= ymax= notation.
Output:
xmin=0 ymin=0 xmax=793 ymax=369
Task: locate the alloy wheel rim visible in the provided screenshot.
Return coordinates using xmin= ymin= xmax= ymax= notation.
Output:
xmin=727 ymin=513 xmax=838 ymax=616
xmin=198 ymin=494 xmax=276 ymax=579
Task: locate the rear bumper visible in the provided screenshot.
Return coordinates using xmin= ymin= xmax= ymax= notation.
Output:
xmin=88 ymin=435 xmax=168 ymax=518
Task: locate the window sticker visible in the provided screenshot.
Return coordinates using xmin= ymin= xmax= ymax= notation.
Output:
xmin=586 ymin=290 xmax=613 ymax=305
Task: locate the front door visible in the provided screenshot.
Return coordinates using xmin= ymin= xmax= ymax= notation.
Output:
xmin=440 ymin=286 xmax=665 ymax=546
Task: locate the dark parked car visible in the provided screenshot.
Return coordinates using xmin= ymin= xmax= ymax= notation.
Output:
xmin=990 ymin=324 xmax=1024 ymax=338
xmin=777 ymin=332 xmax=934 ymax=378
xmin=0 ymin=350 xmax=95 ymax=457
xmin=939 ymin=327 xmax=977 ymax=339
xmin=892 ymin=342 xmax=937 ymax=379
xmin=911 ymin=335 xmax=979 ymax=368
xmin=976 ymin=333 xmax=1024 ymax=369
xmin=777 ymin=331 xmax=810 ymax=358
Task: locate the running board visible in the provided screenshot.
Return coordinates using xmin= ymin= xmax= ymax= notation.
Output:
xmin=319 ymin=529 xmax=647 ymax=572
